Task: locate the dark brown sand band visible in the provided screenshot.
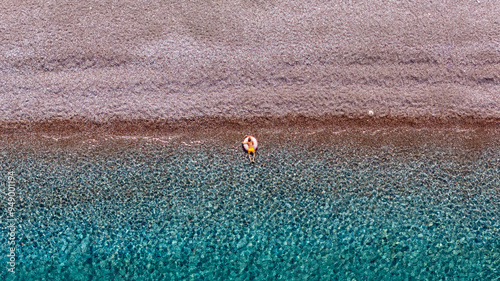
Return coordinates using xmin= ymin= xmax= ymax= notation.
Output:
xmin=1 ymin=116 xmax=498 ymax=156
xmin=1 ymin=115 xmax=498 ymax=135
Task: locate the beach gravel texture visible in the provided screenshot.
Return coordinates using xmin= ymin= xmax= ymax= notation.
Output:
xmin=1 ymin=0 xmax=499 ymax=123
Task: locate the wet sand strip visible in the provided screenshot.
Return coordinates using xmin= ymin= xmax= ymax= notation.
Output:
xmin=1 ymin=115 xmax=498 ymax=154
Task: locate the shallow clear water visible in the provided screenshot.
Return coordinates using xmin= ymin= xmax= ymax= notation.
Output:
xmin=1 ymin=132 xmax=499 ymax=280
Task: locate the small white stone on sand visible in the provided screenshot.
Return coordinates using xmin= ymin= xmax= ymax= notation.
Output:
xmin=368 ymin=110 xmax=374 ymax=116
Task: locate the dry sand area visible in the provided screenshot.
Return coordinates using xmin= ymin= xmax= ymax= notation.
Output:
xmin=1 ymin=0 xmax=499 ymax=129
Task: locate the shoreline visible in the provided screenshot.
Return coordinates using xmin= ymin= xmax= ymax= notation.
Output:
xmin=1 ymin=115 xmax=498 ymax=135
xmin=1 ymin=115 xmax=498 ymax=155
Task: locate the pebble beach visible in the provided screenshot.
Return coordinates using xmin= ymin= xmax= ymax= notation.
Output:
xmin=1 ymin=0 xmax=500 ymax=280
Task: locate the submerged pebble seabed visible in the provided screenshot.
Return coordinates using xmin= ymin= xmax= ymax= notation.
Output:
xmin=0 ymin=132 xmax=499 ymax=280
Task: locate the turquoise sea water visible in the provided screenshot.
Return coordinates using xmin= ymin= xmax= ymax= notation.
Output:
xmin=1 ymin=130 xmax=499 ymax=280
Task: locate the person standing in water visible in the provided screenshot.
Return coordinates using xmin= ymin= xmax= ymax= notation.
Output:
xmin=242 ymin=136 xmax=256 ymax=162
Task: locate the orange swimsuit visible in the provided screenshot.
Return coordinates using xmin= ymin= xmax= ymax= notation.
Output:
xmin=248 ymin=147 xmax=255 ymax=153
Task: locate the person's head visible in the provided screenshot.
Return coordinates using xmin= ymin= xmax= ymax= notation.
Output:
xmin=248 ymin=138 xmax=252 ymax=143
